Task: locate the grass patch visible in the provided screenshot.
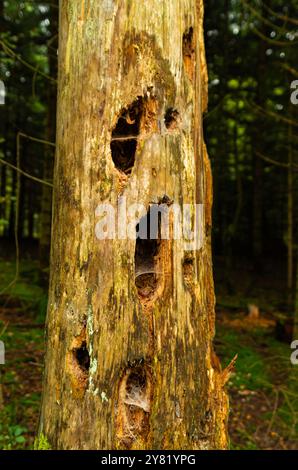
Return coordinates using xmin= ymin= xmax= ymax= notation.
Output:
xmin=216 ymin=322 xmax=298 ymax=449
xmin=216 ymin=326 xmax=271 ymax=391
xmin=0 ymin=260 xmax=48 ymax=323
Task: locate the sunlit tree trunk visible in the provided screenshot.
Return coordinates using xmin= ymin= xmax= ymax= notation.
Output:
xmin=39 ymin=0 xmax=229 ymax=450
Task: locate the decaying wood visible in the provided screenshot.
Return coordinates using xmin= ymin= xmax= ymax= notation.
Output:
xmin=39 ymin=0 xmax=229 ymax=450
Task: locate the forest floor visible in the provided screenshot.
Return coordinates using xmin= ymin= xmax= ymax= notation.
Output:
xmin=0 ymin=258 xmax=297 ymax=449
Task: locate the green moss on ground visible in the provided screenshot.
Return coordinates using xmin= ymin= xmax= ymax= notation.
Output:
xmin=216 ymin=323 xmax=298 ymax=449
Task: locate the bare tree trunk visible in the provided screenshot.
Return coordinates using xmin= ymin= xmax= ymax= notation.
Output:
xmin=39 ymin=0 xmax=229 ymax=450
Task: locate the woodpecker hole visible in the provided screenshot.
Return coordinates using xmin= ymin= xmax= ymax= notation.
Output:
xmin=111 ymin=98 xmax=142 ymax=175
xmin=135 ymin=208 xmax=161 ymax=300
xmin=67 ymin=330 xmax=90 ymax=397
xmin=111 ymin=95 xmax=158 ymax=175
xmin=182 ymin=255 xmax=195 ymax=290
xmin=117 ymin=364 xmax=152 ymax=448
xmin=183 ymin=27 xmax=195 ymax=81
xmin=74 ymin=341 xmax=90 ymax=373
xmin=164 ymin=108 xmax=180 ymax=131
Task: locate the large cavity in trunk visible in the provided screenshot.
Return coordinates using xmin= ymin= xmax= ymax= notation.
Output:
xmin=135 ymin=208 xmax=160 ymax=299
xmin=111 ymin=98 xmax=143 ymax=175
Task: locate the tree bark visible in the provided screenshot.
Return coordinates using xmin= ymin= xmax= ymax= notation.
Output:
xmin=39 ymin=0 xmax=229 ymax=450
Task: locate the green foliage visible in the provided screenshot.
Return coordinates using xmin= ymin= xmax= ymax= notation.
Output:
xmin=217 ymin=323 xmax=298 ymax=449
xmin=0 ymin=260 xmax=48 ymax=322
xmin=205 ymin=0 xmax=298 ymax=258
xmin=230 ymin=436 xmax=259 ymax=451
xmin=0 ymin=317 xmax=44 ymax=449
xmin=34 ymin=433 xmax=51 ymax=450
xmin=0 ymin=258 xmax=45 ymax=450
xmin=218 ymin=326 xmax=270 ymax=390
xmin=0 ymin=409 xmax=27 ymax=450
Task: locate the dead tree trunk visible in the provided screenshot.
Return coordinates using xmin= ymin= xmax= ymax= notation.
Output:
xmin=39 ymin=0 xmax=229 ymax=450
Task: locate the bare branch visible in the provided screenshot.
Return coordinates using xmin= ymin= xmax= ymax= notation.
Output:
xmin=0 ymin=39 xmax=57 ymax=83
xmin=0 ymin=158 xmax=53 ymax=187
xmin=256 ymin=151 xmax=298 ymax=170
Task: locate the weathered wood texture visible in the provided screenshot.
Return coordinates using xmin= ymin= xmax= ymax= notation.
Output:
xmin=39 ymin=0 xmax=229 ymax=449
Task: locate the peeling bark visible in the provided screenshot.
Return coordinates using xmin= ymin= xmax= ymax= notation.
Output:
xmin=39 ymin=0 xmax=229 ymax=450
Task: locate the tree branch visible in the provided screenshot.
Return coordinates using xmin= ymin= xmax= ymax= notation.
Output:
xmin=256 ymin=151 xmax=298 ymax=171
xmin=0 ymin=158 xmax=53 ymax=187
xmin=0 ymin=39 xmax=57 ymax=83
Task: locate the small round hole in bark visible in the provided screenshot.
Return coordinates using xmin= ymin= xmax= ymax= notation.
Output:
xmin=182 ymin=255 xmax=195 ymax=289
xmin=164 ymin=108 xmax=180 ymax=131
xmin=73 ymin=341 xmax=90 ymax=373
